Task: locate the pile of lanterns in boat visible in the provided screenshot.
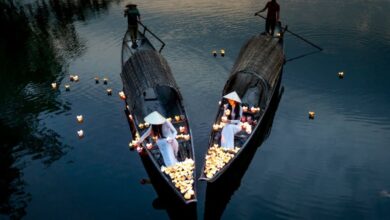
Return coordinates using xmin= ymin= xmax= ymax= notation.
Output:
xmin=161 ymin=158 xmax=195 ymax=200
xmin=204 ymin=145 xmax=240 ymax=179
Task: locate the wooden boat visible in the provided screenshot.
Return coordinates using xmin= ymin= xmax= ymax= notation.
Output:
xmin=199 ymin=23 xmax=286 ymax=182
xmin=204 ymin=87 xmax=283 ymax=220
xmin=120 ymin=22 xmax=197 ymax=204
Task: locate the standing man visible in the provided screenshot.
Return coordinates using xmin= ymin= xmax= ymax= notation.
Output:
xmin=254 ymin=0 xmax=280 ymax=35
xmin=124 ymin=3 xmax=141 ymax=48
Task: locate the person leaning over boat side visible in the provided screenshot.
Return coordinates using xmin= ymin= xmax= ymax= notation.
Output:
xmin=124 ymin=3 xmax=141 ymax=49
xmin=221 ymin=91 xmax=243 ymax=149
xmin=254 ymin=0 xmax=280 ymax=35
xmin=137 ymin=111 xmax=179 ymax=166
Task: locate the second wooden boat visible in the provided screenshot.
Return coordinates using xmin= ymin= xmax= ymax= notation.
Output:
xmin=200 ymin=24 xmax=286 ymax=182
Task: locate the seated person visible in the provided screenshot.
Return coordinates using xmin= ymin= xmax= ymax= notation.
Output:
xmin=137 ymin=111 xmax=179 ymax=166
xmin=220 ymin=91 xmax=242 ymax=149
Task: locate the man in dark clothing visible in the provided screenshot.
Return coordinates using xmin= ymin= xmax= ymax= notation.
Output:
xmin=255 ymin=0 xmax=280 ymax=35
xmin=124 ymin=3 xmax=141 ymax=48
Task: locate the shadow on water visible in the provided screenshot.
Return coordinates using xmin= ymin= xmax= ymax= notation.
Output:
xmin=139 ymin=151 xmax=197 ymax=220
xmin=0 ymin=0 xmax=121 ymax=218
xmin=204 ymin=86 xmax=284 ymax=220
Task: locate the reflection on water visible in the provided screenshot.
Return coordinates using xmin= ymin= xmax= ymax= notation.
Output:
xmin=0 ymin=0 xmax=390 ymax=219
xmin=0 ymin=0 xmax=120 ymax=218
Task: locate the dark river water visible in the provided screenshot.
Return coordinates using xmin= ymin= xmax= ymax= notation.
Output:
xmin=1 ymin=0 xmax=390 ymax=219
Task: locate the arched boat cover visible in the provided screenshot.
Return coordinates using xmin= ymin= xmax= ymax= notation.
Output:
xmin=225 ymin=35 xmax=284 ymax=97
xmin=121 ymin=50 xmax=182 ymax=112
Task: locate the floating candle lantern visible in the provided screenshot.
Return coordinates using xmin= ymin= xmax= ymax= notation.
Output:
xmin=138 ymin=123 xmax=145 ymax=129
xmin=65 ymin=84 xmax=70 ymax=91
xmin=119 ymin=91 xmax=126 ymax=100
xmin=338 ymin=71 xmax=344 ymax=79
xmin=73 ymin=75 xmax=79 ymax=82
xmin=224 ymin=109 xmax=231 ymax=116
xmin=146 ymin=143 xmax=153 ymax=149
xmin=136 ymin=147 xmax=143 ymax=153
xmin=213 ymin=124 xmax=219 ymax=131
xmin=69 ymin=75 xmax=75 ymax=81
xmin=220 ymin=49 xmax=225 ymax=57
xmin=179 ymin=126 xmax=186 ymax=133
xmin=175 ymin=115 xmax=180 ymax=122
xmin=51 ymin=83 xmax=57 ymax=89
xmin=77 ymin=130 xmax=84 ymax=138
xmin=95 ymin=77 xmax=99 ymax=84
xmin=128 ymin=114 xmax=133 ymax=120
xmin=106 ymin=88 xmax=112 ymax=95
xmin=242 ymin=106 xmax=248 ymax=112
xmin=276 ymin=32 xmax=281 ymax=37
xmin=309 ymin=111 xmax=315 ymax=119
xmin=144 ymin=122 xmax=150 ymax=128
xmin=103 ymin=77 xmax=108 ymax=85
xmin=212 ymin=50 xmax=217 ymax=57
xmin=76 ymin=115 xmax=83 ymax=123
xmin=221 ymin=116 xmax=228 ymax=122
xmin=184 ymin=134 xmax=190 ymax=141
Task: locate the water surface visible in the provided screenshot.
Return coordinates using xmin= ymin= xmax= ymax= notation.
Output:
xmin=1 ymin=0 xmax=390 ymax=219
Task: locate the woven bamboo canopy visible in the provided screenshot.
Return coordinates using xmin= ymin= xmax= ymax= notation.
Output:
xmin=120 ymin=50 xmax=182 ymax=115
xmin=224 ymin=35 xmax=284 ymax=100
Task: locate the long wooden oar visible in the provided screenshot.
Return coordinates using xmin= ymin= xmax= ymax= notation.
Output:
xmin=255 ymin=14 xmax=323 ymax=51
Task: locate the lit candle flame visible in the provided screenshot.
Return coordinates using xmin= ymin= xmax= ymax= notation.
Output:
xmin=51 ymin=83 xmax=57 ymax=89
xmin=119 ymin=91 xmax=126 ymax=100
xmin=76 ymin=115 xmax=83 ymax=123
xmin=77 ymin=130 xmax=84 ymax=138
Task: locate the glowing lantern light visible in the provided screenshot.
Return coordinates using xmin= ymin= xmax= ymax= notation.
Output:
xmin=146 ymin=143 xmax=153 ymax=149
xmin=65 ymin=84 xmax=70 ymax=91
xmin=224 ymin=109 xmax=231 ymax=116
xmin=138 ymin=123 xmax=145 ymax=129
xmin=213 ymin=124 xmax=219 ymax=131
xmin=95 ymin=77 xmax=99 ymax=84
xmin=69 ymin=75 xmax=75 ymax=81
xmin=175 ymin=115 xmax=180 ymax=122
xmin=179 ymin=126 xmax=186 ymax=133
xmin=184 ymin=134 xmax=190 ymax=141
xmin=76 ymin=115 xmax=83 ymax=123
xmin=309 ymin=111 xmax=315 ymax=119
xmin=106 ymin=88 xmax=112 ymax=95
xmin=103 ymin=77 xmax=108 ymax=85
xmin=119 ymin=91 xmax=126 ymax=100
xmin=242 ymin=106 xmax=248 ymax=112
xmin=77 ymin=130 xmax=84 ymax=138
xmin=212 ymin=50 xmax=217 ymax=57
xmin=73 ymin=75 xmax=79 ymax=82
xmin=137 ymin=147 xmax=143 ymax=153
xmin=51 ymin=83 xmax=57 ymax=89
xmin=338 ymin=71 xmax=344 ymax=79
xmin=220 ymin=49 xmax=225 ymax=57
xmin=144 ymin=123 xmax=150 ymax=128
xmin=221 ymin=116 xmax=228 ymax=122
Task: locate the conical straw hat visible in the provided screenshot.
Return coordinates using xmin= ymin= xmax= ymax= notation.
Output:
xmin=223 ymin=91 xmax=241 ymax=103
xmin=144 ymin=111 xmax=166 ymax=125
